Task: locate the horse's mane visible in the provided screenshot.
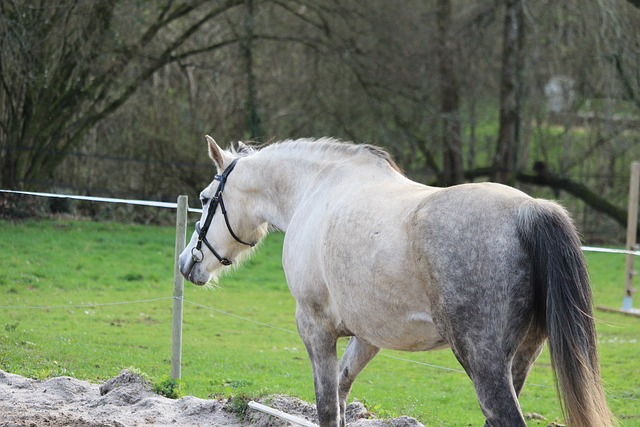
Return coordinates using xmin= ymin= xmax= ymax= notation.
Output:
xmin=237 ymin=138 xmax=403 ymax=173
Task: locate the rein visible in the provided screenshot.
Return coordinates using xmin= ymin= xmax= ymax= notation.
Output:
xmin=191 ymin=158 xmax=255 ymax=266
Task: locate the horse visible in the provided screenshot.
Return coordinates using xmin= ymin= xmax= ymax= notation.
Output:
xmin=179 ymin=136 xmax=613 ymax=427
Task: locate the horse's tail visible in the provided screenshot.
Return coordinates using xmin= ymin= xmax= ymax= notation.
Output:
xmin=517 ymin=199 xmax=613 ymax=427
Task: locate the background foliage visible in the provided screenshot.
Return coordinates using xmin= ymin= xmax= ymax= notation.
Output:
xmin=2 ymin=0 xmax=640 ymax=242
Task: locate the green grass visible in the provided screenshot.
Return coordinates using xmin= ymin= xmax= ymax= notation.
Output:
xmin=0 ymin=219 xmax=639 ymax=426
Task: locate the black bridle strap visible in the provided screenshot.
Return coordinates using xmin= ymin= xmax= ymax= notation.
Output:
xmin=195 ymin=222 xmax=232 ymax=266
xmin=192 ymin=158 xmax=254 ymax=266
xmin=219 ymin=197 xmax=255 ymax=246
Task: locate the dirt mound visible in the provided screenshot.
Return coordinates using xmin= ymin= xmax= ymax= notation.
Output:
xmin=0 ymin=369 xmax=424 ymax=426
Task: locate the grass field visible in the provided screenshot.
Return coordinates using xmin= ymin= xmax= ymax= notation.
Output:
xmin=1 ymin=218 xmax=639 ymax=426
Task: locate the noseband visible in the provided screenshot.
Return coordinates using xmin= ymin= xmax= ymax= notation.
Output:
xmin=191 ymin=158 xmax=255 ymax=266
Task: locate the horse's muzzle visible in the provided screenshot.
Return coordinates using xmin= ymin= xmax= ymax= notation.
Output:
xmin=178 ymin=250 xmax=209 ymax=286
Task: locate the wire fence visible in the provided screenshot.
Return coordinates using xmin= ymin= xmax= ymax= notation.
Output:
xmin=2 ymin=189 xmax=639 ymax=255
xmin=0 ymin=189 xmax=203 ymax=213
xmin=0 ymin=297 xmax=173 ymax=310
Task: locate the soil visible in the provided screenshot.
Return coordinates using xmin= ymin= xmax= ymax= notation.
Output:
xmin=0 ymin=370 xmax=424 ymax=427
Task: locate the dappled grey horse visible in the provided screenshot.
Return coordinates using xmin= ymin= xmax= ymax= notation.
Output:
xmin=179 ymin=136 xmax=612 ymax=427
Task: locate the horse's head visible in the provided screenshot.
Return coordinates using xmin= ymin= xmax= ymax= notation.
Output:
xmin=179 ymin=136 xmax=268 ymax=286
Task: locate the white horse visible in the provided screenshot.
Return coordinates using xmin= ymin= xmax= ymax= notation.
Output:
xmin=179 ymin=136 xmax=612 ymax=427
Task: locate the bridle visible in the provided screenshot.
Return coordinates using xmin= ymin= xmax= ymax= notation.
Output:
xmin=191 ymin=158 xmax=255 ymax=267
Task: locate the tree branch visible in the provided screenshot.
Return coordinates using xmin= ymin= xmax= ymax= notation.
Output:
xmin=625 ymin=0 xmax=640 ymax=9
xmin=516 ymin=172 xmax=627 ymax=227
xmin=464 ymin=167 xmax=628 ymax=229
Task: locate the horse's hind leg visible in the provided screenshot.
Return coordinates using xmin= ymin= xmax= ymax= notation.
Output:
xmin=454 ymin=349 xmax=527 ymax=427
xmin=465 ymin=328 xmax=544 ymax=427
xmin=338 ymin=337 xmax=379 ymax=426
xmin=444 ymin=311 xmax=531 ymax=426
xmin=511 ymin=327 xmax=546 ymax=397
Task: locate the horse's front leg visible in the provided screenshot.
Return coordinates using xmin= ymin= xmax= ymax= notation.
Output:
xmin=296 ymin=305 xmax=340 ymax=427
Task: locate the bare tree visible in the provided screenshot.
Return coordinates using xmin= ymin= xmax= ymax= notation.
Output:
xmin=0 ymin=0 xmax=243 ymax=190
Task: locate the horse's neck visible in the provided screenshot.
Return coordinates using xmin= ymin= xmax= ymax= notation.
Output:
xmin=248 ymin=153 xmax=346 ymax=231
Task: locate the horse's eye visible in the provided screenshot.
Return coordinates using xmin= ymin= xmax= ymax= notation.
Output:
xmin=200 ymin=197 xmax=210 ymax=206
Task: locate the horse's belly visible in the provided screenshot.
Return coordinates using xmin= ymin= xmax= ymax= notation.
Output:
xmin=352 ymin=311 xmax=448 ymax=352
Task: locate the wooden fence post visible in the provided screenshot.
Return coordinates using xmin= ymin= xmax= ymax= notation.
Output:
xmin=172 ymin=195 xmax=188 ymax=379
xmin=623 ymin=162 xmax=639 ymax=312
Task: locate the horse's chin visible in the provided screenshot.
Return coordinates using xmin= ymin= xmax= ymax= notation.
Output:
xmin=187 ymin=265 xmax=222 ymax=288
xmin=180 ymin=245 xmax=258 ymax=288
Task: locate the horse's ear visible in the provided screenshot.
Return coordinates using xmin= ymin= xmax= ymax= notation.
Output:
xmin=237 ymin=141 xmax=251 ymax=155
xmin=205 ymin=135 xmax=231 ymax=169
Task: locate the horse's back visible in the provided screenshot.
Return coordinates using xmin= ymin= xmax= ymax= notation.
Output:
xmin=414 ymin=181 xmax=532 ymax=264
xmin=414 ymin=182 xmax=529 ymax=258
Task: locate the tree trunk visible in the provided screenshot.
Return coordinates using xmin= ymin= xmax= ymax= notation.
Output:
xmin=492 ymin=0 xmax=525 ymax=184
xmin=437 ymin=0 xmax=464 ymax=186
xmin=243 ymin=0 xmax=262 ymax=140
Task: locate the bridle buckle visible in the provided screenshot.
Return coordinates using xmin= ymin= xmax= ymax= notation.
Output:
xmin=191 ymin=247 xmax=204 ymax=263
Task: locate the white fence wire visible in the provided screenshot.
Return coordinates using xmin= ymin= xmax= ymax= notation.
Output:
xmin=3 ymin=189 xmax=638 ymax=255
